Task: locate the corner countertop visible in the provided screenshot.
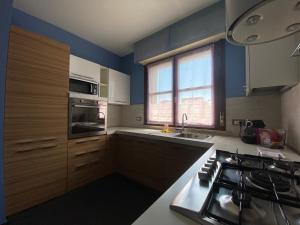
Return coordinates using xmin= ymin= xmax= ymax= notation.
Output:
xmin=107 ymin=127 xmax=300 ymax=225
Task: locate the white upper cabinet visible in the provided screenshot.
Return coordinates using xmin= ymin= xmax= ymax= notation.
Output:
xmin=108 ymin=69 xmax=130 ymax=105
xmin=245 ymin=34 xmax=299 ymax=95
xmin=69 ymin=55 xmax=100 ymax=82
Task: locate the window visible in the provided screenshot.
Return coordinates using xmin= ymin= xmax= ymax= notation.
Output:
xmin=145 ymin=42 xmax=225 ymax=129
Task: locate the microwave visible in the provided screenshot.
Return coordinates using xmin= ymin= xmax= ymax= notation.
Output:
xmin=69 ymin=73 xmax=99 ymax=96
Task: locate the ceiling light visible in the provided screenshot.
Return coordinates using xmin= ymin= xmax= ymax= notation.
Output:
xmin=246 ymin=35 xmax=259 ymax=42
xmin=286 ymin=23 xmax=300 ymax=32
xmin=246 ymin=15 xmax=263 ymax=25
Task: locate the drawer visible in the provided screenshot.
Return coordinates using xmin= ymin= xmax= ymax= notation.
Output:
xmin=4 ymin=143 xmax=67 ymax=194
xmin=68 ymin=150 xmax=106 ymax=173
xmin=5 ymin=178 xmax=66 ymax=216
xmin=5 ymin=136 xmax=67 ymax=163
xmin=68 ymin=136 xmax=107 ymax=156
xmin=68 ymin=162 xmax=111 ymax=191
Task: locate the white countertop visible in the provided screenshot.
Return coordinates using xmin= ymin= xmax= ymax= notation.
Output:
xmin=107 ymin=127 xmax=300 ymax=225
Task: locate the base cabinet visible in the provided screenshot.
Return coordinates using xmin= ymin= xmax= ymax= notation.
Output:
xmin=67 ymin=136 xmax=114 ymax=190
xmin=115 ymin=135 xmax=206 ymax=191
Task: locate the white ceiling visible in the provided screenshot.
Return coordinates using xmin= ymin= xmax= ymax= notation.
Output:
xmin=13 ymin=0 xmax=219 ymax=56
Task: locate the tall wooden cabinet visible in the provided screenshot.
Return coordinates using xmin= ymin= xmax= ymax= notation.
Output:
xmin=4 ymin=26 xmax=70 ymax=215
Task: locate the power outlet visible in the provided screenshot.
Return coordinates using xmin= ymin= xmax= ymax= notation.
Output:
xmin=232 ymin=119 xmax=245 ymax=126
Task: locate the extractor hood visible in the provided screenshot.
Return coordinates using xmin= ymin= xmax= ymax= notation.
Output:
xmin=226 ymin=0 xmax=300 ymax=45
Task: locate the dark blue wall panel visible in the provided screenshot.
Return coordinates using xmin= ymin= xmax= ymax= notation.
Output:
xmin=11 ymin=9 xmax=122 ymax=72
xmin=121 ymin=54 xmax=144 ymax=104
xmin=225 ymin=41 xmax=246 ymax=97
xmin=0 ymin=0 xmax=13 ymax=223
xmin=170 ymin=1 xmax=225 ymax=50
xmin=134 ymin=1 xmax=225 ymax=63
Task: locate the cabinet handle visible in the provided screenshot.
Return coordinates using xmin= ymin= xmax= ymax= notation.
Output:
xmin=74 ymin=148 xmax=100 ymax=156
xmin=15 ymin=137 xmax=57 ymax=144
xmin=75 ymin=159 xmax=100 ymax=169
xmin=15 ymin=143 xmax=58 ymax=153
xmin=75 ymin=137 xmax=100 ymax=144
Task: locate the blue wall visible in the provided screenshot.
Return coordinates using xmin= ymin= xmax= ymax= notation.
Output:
xmin=11 ymin=8 xmax=122 ymax=72
xmin=225 ymin=41 xmax=246 ymax=97
xmin=0 ymin=0 xmax=13 ymax=223
xmin=121 ymin=54 xmax=145 ymax=104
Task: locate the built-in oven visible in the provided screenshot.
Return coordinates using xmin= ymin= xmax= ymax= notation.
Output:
xmin=69 ymin=74 xmax=99 ymax=99
xmin=69 ymin=97 xmax=107 ymax=139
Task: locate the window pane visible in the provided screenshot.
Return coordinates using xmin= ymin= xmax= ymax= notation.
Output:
xmin=148 ymin=61 xmax=172 ymax=94
xmin=178 ymin=48 xmax=212 ymax=90
xmin=148 ymin=93 xmax=173 ymax=123
xmin=177 ymin=88 xmax=214 ymax=126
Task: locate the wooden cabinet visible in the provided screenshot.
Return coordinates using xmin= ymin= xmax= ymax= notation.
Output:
xmin=4 ymin=26 xmax=70 ymax=215
xmin=245 ymin=34 xmax=299 ymax=95
xmin=67 ymin=135 xmax=114 ymax=190
xmin=115 ymin=135 xmax=205 ymax=191
xmin=108 ymin=69 xmax=130 ymax=105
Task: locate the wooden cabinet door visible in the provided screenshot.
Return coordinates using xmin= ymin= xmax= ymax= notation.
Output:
xmin=4 ymin=26 xmax=70 ymax=216
xmin=67 ymin=135 xmax=114 ymax=190
xmin=115 ymin=134 xmax=206 ymax=191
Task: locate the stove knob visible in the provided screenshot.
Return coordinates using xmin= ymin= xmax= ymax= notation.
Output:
xmin=205 ymin=162 xmax=216 ymax=170
xmin=198 ymin=170 xmax=210 ymax=181
xmin=202 ymin=166 xmax=213 ymax=174
xmin=207 ymin=159 xmax=217 ymax=168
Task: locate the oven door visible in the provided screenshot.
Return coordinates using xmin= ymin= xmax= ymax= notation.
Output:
xmin=69 ymin=98 xmax=107 ymax=139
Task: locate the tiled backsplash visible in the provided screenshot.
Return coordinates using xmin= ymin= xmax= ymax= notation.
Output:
xmin=226 ymin=95 xmax=282 ymax=136
xmin=281 ymin=83 xmax=300 ymax=153
xmin=108 ymin=94 xmax=282 ymax=137
xmin=107 ymin=104 xmax=123 ymax=127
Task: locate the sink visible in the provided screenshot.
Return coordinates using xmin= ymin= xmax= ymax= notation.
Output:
xmin=174 ymin=132 xmax=211 ymax=140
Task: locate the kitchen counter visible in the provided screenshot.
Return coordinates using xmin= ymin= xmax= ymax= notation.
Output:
xmin=107 ymin=127 xmax=300 ymax=225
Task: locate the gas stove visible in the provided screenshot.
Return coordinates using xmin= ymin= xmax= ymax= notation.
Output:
xmin=170 ymin=150 xmax=300 ymax=225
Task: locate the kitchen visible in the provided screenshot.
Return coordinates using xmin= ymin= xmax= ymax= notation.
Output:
xmin=0 ymin=0 xmax=300 ymax=225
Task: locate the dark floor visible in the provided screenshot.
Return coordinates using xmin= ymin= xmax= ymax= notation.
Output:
xmin=7 ymin=174 xmax=161 ymax=225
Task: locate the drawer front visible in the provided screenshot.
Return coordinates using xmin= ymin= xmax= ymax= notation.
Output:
xmin=5 ymin=143 xmax=67 ymax=194
xmin=5 ymin=179 xmax=66 ymax=216
xmin=67 ymin=135 xmax=113 ymax=190
xmin=5 ymin=136 xmax=67 ymax=163
xmin=67 ymin=163 xmax=108 ymax=191
xmin=68 ymin=136 xmax=107 ymax=158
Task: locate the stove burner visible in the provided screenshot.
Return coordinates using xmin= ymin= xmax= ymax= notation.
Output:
xmin=232 ymin=189 xmax=251 ymax=208
xmin=218 ymin=193 xmax=266 ymax=220
xmin=274 ymin=161 xmax=291 ymax=171
xmin=225 ymin=157 xmax=238 ymax=164
xmin=249 ymin=170 xmax=290 ymax=192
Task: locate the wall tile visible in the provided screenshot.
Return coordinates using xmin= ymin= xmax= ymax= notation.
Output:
xmin=281 ymin=83 xmax=300 ymax=153
xmin=226 ymin=95 xmax=282 ymax=136
xmin=121 ymin=104 xmax=144 ymax=128
xmin=117 ymin=94 xmax=282 ymax=138
xmin=107 ymin=105 xmax=122 ymax=127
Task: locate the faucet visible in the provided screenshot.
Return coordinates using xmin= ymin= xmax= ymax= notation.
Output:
xmin=181 ymin=113 xmax=188 ymax=133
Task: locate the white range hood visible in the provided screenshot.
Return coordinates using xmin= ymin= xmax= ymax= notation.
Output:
xmin=226 ymin=0 xmax=300 ymax=46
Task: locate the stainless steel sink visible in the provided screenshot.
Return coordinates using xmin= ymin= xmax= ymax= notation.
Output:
xmin=174 ymin=132 xmax=211 ymax=140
